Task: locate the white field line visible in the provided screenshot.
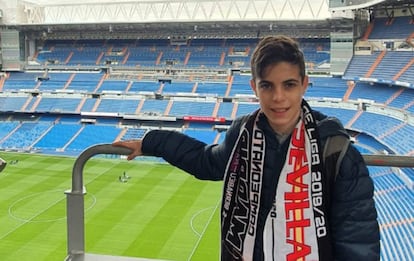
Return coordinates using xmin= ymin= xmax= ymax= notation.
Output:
xmin=187 ymin=199 xmax=220 ymax=261
xmin=1 ymin=164 xmax=111 ymax=240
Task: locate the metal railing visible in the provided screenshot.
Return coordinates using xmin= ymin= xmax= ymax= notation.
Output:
xmin=65 ymin=144 xmax=132 ymax=261
xmin=64 ymin=143 xmax=414 ymax=260
xmin=362 ymin=154 xmax=414 ymax=168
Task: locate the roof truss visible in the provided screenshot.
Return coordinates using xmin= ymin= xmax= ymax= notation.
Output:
xmin=20 ymin=0 xmax=331 ymax=25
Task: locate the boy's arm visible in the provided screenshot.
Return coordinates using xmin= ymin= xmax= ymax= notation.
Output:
xmin=140 ymin=118 xmax=244 ymax=180
xmin=330 ymin=145 xmax=380 ymax=260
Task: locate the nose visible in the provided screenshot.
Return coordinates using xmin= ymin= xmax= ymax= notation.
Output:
xmin=271 ymin=86 xmax=284 ymax=101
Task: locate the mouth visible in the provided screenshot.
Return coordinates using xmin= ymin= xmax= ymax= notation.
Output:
xmin=271 ymin=108 xmax=288 ymax=113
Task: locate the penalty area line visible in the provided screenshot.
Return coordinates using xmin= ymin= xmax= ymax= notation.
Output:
xmin=187 ymin=199 xmax=220 ymax=261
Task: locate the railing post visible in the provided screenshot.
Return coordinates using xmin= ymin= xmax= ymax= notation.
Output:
xmin=65 ymin=144 xmax=131 ymax=261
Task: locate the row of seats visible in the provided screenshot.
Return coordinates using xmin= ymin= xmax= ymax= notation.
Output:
xmin=368 ymin=16 xmax=414 ymax=40
xmin=1 ymin=105 xmax=412 ymax=156
xmin=368 ymin=165 xmax=414 ymax=260
xmin=2 ymin=75 xmax=414 ymax=113
xmin=35 ymin=38 xmax=330 ymax=69
xmin=344 ymin=51 xmax=414 ymax=85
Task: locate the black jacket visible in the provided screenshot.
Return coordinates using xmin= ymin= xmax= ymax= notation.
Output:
xmin=142 ymin=110 xmax=380 ymax=261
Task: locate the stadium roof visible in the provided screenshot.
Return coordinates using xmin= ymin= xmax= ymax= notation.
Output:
xmin=329 ymin=0 xmax=414 ymax=11
xmin=18 ymin=0 xmax=333 ymax=25
xmin=3 ymin=0 xmax=351 ymax=40
xmin=0 ymin=1 xmax=358 ymax=40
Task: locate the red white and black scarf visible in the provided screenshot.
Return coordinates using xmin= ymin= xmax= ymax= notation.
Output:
xmin=221 ymin=100 xmax=333 ymax=260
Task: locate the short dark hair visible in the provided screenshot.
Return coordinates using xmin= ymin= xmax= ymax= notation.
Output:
xmin=250 ymin=35 xmax=306 ymax=81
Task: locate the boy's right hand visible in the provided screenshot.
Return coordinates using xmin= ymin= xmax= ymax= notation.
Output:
xmin=112 ymin=140 xmax=143 ymax=160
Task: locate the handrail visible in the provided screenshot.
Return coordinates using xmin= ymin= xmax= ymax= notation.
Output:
xmin=69 ymin=145 xmax=414 ymax=194
xmin=65 ymin=143 xmax=414 ymax=260
xmin=363 ymin=154 xmax=414 ymax=168
xmin=71 ymin=144 xmax=132 ymax=193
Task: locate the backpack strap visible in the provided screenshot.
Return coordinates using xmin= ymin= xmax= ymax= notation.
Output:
xmin=321 ymin=135 xmax=350 ymax=237
xmin=322 ymin=134 xmax=350 ymax=215
xmin=323 ymin=135 xmax=350 ymax=183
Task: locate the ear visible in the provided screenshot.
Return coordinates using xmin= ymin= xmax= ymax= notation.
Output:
xmin=250 ymin=79 xmax=258 ymax=96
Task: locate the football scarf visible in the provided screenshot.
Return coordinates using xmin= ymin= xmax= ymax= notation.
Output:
xmin=221 ymin=100 xmax=333 ymax=260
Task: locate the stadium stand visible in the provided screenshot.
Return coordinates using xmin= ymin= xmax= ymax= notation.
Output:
xmin=0 ymin=0 xmax=413 ymax=260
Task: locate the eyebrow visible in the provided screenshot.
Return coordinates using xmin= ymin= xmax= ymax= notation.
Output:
xmin=283 ymin=78 xmax=300 ymax=84
xmin=258 ymin=78 xmax=299 ymax=85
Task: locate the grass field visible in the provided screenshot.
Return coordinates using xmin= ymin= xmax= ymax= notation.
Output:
xmin=0 ymin=152 xmax=222 ymax=261
xmin=2 ymin=151 xmax=414 ymax=261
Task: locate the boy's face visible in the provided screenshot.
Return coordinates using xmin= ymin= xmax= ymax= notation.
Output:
xmin=250 ymin=62 xmax=308 ymax=135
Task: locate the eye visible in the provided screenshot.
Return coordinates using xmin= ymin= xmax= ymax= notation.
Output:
xmin=284 ymin=81 xmax=298 ymax=89
xmin=258 ymin=82 xmax=271 ymax=90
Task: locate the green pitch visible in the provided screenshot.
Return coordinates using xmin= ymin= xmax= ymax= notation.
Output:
xmin=0 ymin=152 xmax=222 ymax=261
